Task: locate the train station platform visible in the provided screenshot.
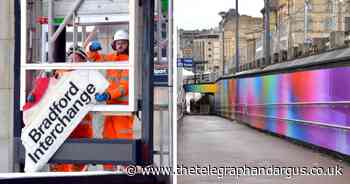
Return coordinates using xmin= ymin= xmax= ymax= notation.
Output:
xmin=178 ymin=115 xmax=350 ymax=184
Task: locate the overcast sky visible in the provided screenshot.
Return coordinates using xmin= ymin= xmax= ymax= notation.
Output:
xmin=175 ymin=0 xmax=264 ymax=30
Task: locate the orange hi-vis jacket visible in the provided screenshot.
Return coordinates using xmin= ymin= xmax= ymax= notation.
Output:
xmin=87 ymin=51 xmax=134 ymax=138
xmin=87 ymin=51 xmax=129 ymax=105
xmin=87 ymin=51 xmax=129 ymax=63
xmin=88 ymin=51 xmax=134 ymax=171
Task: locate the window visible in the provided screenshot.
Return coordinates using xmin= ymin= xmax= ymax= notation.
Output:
xmin=162 ymin=31 xmax=167 ymax=39
xmin=323 ymin=18 xmax=333 ymax=31
xmin=162 ymin=23 xmax=167 ymax=29
xmin=345 ymin=17 xmax=350 ymax=32
xmin=162 ymin=48 xmax=167 ymax=57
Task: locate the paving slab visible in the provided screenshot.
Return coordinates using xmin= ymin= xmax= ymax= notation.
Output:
xmin=178 ymin=115 xmax=350 ymax=184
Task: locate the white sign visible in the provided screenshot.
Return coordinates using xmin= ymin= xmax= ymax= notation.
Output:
xmin=21 ymin=70 xmax=109 ymax=172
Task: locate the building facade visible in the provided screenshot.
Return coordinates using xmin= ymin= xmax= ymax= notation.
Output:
xmin=178 ymin=29 xmax=200 ymax=58
xmin=192 ymin=32 xmax=221 ymax=73
xmin=219 ymin=9 xmax=263 ymax=73
xmin=217 ymin=0 xmax=350 ymax=73
xmin=269 ymin=0 xmax=350 ymax=59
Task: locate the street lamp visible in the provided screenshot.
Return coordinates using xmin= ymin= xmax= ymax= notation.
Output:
xmin=264 ymin=0 xmax=271 ymax=65
xmin=235 ymin=0 xmax=239 ymax=73
xmin=219 ymin=12 xmax=226 ymax=76
xmin=304 ymin=0 xmax=312 ymax=45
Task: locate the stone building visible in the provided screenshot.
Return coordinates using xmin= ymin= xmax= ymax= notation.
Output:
xmin=192 ymin=31 xmax=222 ymax=73
xmin=219 ymin=9 xmax=263 ymax=73
xmin=268 ymin=0 xmax=350 ymax=60
xmin=178 ymin=29 xmax=200 ymax=58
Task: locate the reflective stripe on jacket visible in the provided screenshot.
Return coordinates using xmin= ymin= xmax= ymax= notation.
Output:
xmin=87 ymin=51 xmax=129 ymax=104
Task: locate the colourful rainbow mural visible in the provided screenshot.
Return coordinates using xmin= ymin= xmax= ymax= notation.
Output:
xmin=184 ymin=84 xmax=217 ymax=93
xmin=214 ymin=67 xmax=350 ymax=156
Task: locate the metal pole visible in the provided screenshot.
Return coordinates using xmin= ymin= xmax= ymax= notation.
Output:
xmin=235 ymin=0 xmax=239 ymax=73
xmin=168 ymin=0 xmax=174 ymax=169
xmin=338 ymin=0 xmax=342 ymax=31
xmin=157 ymin=0 xmax=164 ymax=166
xmin=73 ymin=11 xmax=77 ymax=47
xmin=222 ymin=27 xmax=225 ymax=75
xmin=194 ymin=63 xmax=197 ymax=83
xmin=159 ymin=110 xmax=164 ymax=166
xmin=332 ymin=0 xmax=336 ymax=31
xmin=48 ymin=0 xmax=67 ymax=63
xmin=82 ymin=26 xmax=86 ymax=44
xmin=50 ymin=0 xmax=84 ymax=44
xmin=48 ymin=0 xmax=54 ymax=62
xmin=141 ymin=0 xmax=155 ymax=165
xmin=73 ymin=11 xmax=77 ymax=63
xmin=277 ymin=5 xmax=281 ymax=62
xmin=157 ymin=0 xmax=162 ymax=70
xmin=287 ymin=0 xmax=293 ymax=59
xmin=264 ymin=0 xmax=271 ymax=65
xmin=304 ymin=0 xmax=308 ymax=45
xmin=13 ymin=0 xmax=22 ymax=172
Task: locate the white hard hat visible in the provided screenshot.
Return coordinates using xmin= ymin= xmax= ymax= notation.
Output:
xmin=113 ymin=30 xmax=129 ymax=41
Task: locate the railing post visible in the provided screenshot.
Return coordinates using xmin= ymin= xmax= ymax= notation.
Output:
xmin=141 ymin=0 xmax=155 ymax=165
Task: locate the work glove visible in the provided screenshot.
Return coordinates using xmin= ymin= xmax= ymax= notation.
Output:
xmin=89 ymin=41 xmax=102 ymax=52
xmin=95 ymin=92 xmax=110 ymax=102
xmin=26 ymin=94 xmax=35 ymax=103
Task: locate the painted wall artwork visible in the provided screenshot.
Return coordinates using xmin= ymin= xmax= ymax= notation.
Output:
xmin=184 ymin=84 xmax=217 ymax=93
xmin=214 ymin=67 xmax=350 ymax=156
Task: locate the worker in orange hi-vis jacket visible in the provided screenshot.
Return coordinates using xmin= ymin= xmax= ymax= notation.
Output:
xmin=87 ymin=30 xmax=134 ymax=171
xmin=24 ymin=46 xmax=93 ymax=172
